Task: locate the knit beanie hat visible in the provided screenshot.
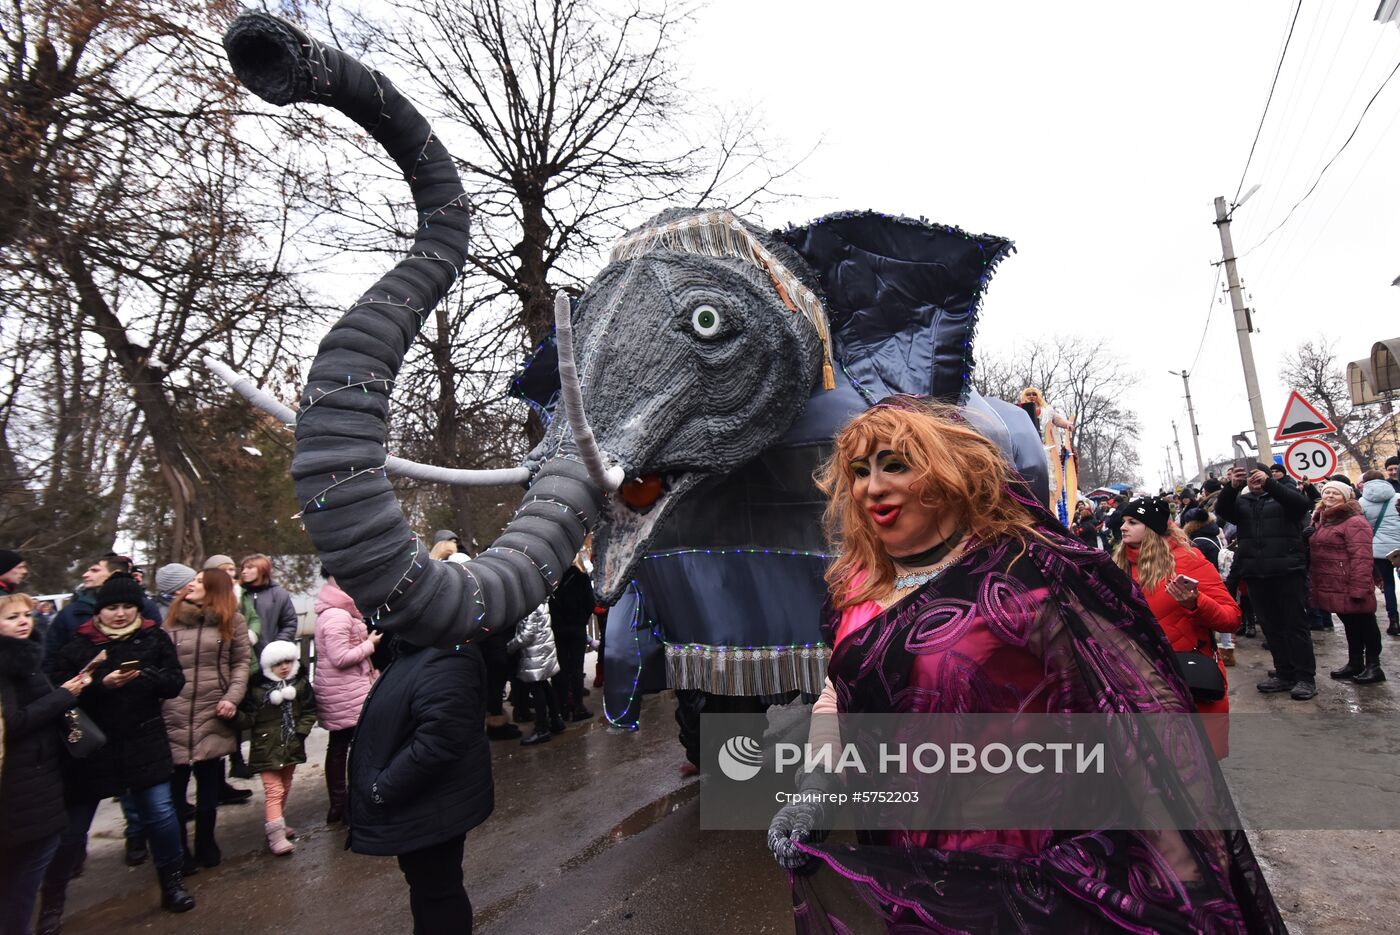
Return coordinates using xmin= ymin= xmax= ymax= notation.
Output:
xmin=1202 ymin=478 xmax=1222 ymax=493
xmin=1386 ymin=456 xmax=1399 ymax=468
xmin=94 ymin=573 xmax=147 ymax=612
xmin=433 ymin=529 xmax=459 ymax=544
xmin=155 ymin=563 xmax=197 ymax=595
xmin=0 ymin=549 xmax=21 ymax=575
xmin=1121 ymin=496 xmax=1170 ymax=536
xmin=203 ymin=554 xmax=235 ymax=570
xmin=1321 ymin=480 xmax=1355 ymax=501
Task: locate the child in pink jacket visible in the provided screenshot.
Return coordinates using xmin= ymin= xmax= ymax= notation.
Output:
xmin=312 ymin=573 xmax=379 ymax=823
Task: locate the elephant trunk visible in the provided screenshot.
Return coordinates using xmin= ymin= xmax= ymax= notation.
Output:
xmin=224 ymin=12 xmax=602 ymax=646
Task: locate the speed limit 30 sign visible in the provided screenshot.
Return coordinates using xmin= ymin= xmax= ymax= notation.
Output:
xmin=1283 ymin=438 xmax=1337 ymax=483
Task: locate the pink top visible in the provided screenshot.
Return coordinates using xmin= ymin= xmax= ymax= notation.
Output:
xmin=815 ymin=571 xmax=1049 ymax=857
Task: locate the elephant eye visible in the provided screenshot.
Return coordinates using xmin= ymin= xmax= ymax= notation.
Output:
xmin=690 ymin=304 xmax=722 ymax=339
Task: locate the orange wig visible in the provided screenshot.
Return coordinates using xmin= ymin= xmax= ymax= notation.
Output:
xmin=817 ymin=400 xmax=1045 ymax=608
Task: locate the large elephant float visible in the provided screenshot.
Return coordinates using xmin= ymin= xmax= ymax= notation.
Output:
xmin=214 ymin=12 xmax=1048 ymax=757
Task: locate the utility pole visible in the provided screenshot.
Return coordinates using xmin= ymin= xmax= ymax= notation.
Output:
xmin=1164 ymin=447 xmax=1176 ymax=490
xmin=1214 ymin=195 xmax=1273 ymax=461
xmin=1172 ymin=421 xmax=1188 ymax=485
xmin=1171 ymin=370 xmax=1207 ymax=484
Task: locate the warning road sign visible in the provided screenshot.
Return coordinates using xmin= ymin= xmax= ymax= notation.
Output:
xmin=1274 ymin=391 xmax=1337 ymax=442
xmin=1284 ymin=438 xmax=1337 ymax=483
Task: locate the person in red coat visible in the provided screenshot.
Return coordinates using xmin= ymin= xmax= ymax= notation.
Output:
xmin=1114 ymin=496 xmax=1241 ymax=758
xmin=1310 ymin=480 xmax=1384 ymax=683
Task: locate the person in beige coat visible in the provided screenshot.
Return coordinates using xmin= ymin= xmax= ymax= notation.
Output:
xmin=162 ymin=568 xmax=250 ymax=869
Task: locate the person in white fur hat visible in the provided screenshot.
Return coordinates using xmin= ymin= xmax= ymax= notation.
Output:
xmin=236 ymin=640 xmax=317 ymax=855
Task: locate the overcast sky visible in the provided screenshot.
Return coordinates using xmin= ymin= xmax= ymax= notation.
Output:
xmin=676 ymin=0 xmax=1400 ymax=486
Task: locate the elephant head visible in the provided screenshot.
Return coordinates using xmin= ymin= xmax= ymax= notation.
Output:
xmin=545 ymin=207 xmax=832 ymax=600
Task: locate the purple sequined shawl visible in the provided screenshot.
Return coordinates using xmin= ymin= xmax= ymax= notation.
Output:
xmin=791 ymin=486 xmax=1286 ymax=934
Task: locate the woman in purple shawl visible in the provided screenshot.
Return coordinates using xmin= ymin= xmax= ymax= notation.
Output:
xmin=767 ymin=400 xmax=1285 ymax=933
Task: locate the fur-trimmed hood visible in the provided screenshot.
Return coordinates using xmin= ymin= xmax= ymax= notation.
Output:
xmin=259 ymin=639 xmax=301 ymax=681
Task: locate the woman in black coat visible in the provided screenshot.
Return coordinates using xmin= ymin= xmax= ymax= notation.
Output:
xmin=349 ymin=640 xmax=493 ymax=935
xmin=0 ymin=594 xmax=92 ymax=935
xmin=549 ymin=557 xmax=596 ymax=721
xmin=38 ymin=575 xmax=195 ymax=931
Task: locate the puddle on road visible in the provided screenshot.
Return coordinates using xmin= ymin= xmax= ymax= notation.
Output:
xmin=560 ymin=781 xmax=700 ymax=874
xmin=476 ymin=780 xmax=701 ymax=929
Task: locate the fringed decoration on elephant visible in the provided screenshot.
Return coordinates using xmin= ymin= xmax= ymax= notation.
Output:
xmin=663 ymin=642 xmax=830 ymax=696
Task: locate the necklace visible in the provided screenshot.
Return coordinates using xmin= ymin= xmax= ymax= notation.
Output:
xmin=889 ymin=528 xmax=965 ymax=570
xmin=891 ymin=553 xmax=962 ymax=591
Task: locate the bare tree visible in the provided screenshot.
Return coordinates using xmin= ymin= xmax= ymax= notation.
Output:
xmin=371 ymin=0 xmax=796 ymax=345
xmin=974 ymin=336 xmax=1143 ymax=488
xmin=1280 ymin=338 xmax=1392 ymax=471
xmin=1 ymin=0 xmax=329 ymax=566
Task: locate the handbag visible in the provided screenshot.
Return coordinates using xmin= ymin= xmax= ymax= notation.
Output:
xmin=62 ymin=708 xmax=107 ymax=759
xmin=1174 ymin=637 xmax=1225 ymax=703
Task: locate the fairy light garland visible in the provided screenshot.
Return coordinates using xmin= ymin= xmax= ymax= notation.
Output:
xmin=300 ymin=373 xmax=396 ymax=411
xmin=298 ymin=462 xmax=389 ymax=514
xmin=364 ymin=536 xmax=428 ymax=622
xmin=602 ymin=581 xmax=648 ymax=731
xmin=642 ymin=547 xmax=832 ymax=561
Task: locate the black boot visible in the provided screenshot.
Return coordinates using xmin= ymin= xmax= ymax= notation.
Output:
xmin=1330 ymin=660 xmax=1364 ymax=680
xmin=194 ymin=811 xmax=222 ymax=867
xmin=218 ymin=781 xmax=252 ymax=805
xmin=36 ymin=890 xmax=64 ymax=935
xmin=1352 ymin=657 xmax=1387 ymax=683
xmin=157 ymin=864 xmax=196 ymax=913
xmin=1387 ymin=615 xmax=1400 ymax=637
xmin=124 ymin=834 xmax=148 ymax=867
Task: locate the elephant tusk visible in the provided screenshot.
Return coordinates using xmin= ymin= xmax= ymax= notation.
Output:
xmin=554 ymin=291 xmax=624 ymax=492
xmin=203 ymin=355 xmax=530 ymax=488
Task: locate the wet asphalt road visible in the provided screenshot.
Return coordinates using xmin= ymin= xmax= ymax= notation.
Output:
xmin=58 ymin=628 xmax=1400 ymax=935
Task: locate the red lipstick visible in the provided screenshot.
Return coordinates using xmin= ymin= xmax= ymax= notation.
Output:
xmin=870 ymin=504 xmax=900 ymax=527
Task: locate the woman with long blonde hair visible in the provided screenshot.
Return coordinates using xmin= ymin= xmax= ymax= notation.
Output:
xmin=1114 ymin=496 xmax=1240 ymax=757
xmin=767 ymin=398 xmax=1283 ymax=933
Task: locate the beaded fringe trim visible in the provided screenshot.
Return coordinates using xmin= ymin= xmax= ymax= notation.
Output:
xmin=664 ymin=642 xmax=831 ymax=696
xmin=609 ymin=210 xmax=837 ymax=389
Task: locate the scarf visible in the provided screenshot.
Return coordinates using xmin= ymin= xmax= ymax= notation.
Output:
xmin=94 ymin=617 xmax=142 ymax=640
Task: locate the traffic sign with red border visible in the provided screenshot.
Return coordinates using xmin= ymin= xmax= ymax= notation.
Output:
xmin=1283 ymin=438 xmax=1337 ymax=483
xmin=1274 ymin=391 xmax=1337 ymax=442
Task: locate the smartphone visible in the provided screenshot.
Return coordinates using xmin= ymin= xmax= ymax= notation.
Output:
xmin=117 ymin=659 xmax=141 ymax=673
xmin=1172 ymin=574 xmax=1199 ymax=590
xmin=1231 ymin=457 xmax=1253 ymax=472
xmin=78 ymin=650 xmax=108 ymax=677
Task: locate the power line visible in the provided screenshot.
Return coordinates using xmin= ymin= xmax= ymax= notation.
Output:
xmin=1188 ymin=266 xmax=1225 ymax=374
xmin=1240 ymin=54 xmax=1400 ymax=257
xmin=1234 ymin=0 xmax=1306 ymax=203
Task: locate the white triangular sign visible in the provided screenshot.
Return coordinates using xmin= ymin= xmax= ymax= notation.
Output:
xmin=1274 ymin=390 xmax=1337 ymax=441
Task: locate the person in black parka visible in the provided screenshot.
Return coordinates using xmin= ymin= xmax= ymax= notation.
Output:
xmin=0 ymin=594 xmax=93 ymax=935
xmin=39 ymin=574 xmax=195 ymax=929
xmin=348 ymin=639 xmax=493 ymax=935
xmin=549 ymin=555 xmax=596 ymax=721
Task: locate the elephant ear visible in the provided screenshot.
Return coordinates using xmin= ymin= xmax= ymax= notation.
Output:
xmin=509 ymin=331 xmax=561 ymax=424
xmin=779 ymin=211 xmax=1014 ymax=403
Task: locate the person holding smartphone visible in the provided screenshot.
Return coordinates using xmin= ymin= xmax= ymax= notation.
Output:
xmin=1215 ymin=462 xmax=1315 ymax=699
xmin=1114 ymin=496 xmax=1242 ymax=758
xmin=37 ymin=574 xmax=194 ymax=931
